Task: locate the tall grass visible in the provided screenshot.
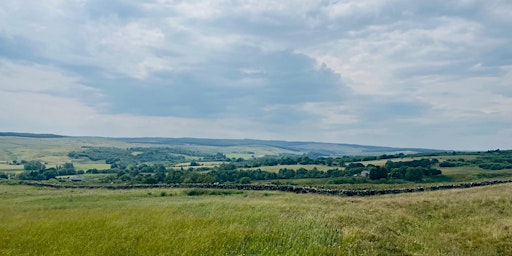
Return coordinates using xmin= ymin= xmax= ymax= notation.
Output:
xmin=1 ymin=184 xmax=511 ymax=255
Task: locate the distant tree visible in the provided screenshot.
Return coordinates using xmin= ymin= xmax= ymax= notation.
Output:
xmin=57 ymin=162 xmax=76 ymax=175
xmin=439 ymin=161 xmax=457 ymax=167
xmin=62 ymin=162 xmax=75 ymax=170
xmin=389 ymin=167 xmax=407 ymax=179
xmin=278 ymin=168 xmax=296 ymax=179
xmin=24 ymin=161 xmax=45 ymax=171
xmin=404 ymin=167 xmax=424 ymax=181
xmin=430 ymin=169 xmax=442 ymax=175
xmin=295 ymin=168 xmax=308 ymax=178
xmin=218 ymin=163 xmax=236 ymax=171
xmin=43 ymin=169 xmax=58 ymax=180
xmin=87 ymin=168 xmax=99 ymax=174
xmin=346 ymin=163 xmax=365 ymax=170
xmin=144 ymin=175 xmax=158 ymax=184
xmin=183 ymin=173 xmax=215 ymax=183
xmin=369 ymin=166 xmax=388 ymax=180
xmin=239 ymin=177 xmax=252 ymax=184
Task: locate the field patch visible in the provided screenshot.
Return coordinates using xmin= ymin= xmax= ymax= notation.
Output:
xmin=73 ymin=163 xmax=111 ymax=171
xmin=0 ymin=164 xmax=23 ymax=171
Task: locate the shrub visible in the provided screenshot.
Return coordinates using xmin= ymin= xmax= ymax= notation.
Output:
xmin=404 ymin=167 xmax=424 ymax=181
xmin=239 ymin=177 xmax=252 ymax=184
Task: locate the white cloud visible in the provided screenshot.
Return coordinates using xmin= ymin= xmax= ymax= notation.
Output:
xmin=298 ymin=102 xmax=359 ymax=126
xmin=326 ymin=0 xmax=387 ymax=19
xmin=0 ymin=59 xmax=103 ymax=102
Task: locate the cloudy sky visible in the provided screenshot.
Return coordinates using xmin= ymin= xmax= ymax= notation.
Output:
xmin=1 ymin=0 xmax=511 ymax=150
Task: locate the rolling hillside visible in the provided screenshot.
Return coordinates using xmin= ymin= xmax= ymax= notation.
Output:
xmin=0 ymin=132 xmax=442 ymax=165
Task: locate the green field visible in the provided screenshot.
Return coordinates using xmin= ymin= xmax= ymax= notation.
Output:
xmin=1 ymin=183 xmax=511 ymax=255
xmin=73 ymin=163 xmax=111 ymax=171
xmin=357 ymin=155 xmax=478 ymax=167
xmin=0 ymin=164 xmax=24 ymax=171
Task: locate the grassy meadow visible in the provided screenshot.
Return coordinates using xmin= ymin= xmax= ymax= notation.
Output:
xmin=1 ymin=183 xmax=511 ymax=255
xmin=0 ymin=164 xmax=23 ymax=171
xmin=73 ymin=163 xmax=111 ymax=171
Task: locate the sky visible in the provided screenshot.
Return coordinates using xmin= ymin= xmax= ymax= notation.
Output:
xmin=1 ymin=0 xmax=511 ymax=150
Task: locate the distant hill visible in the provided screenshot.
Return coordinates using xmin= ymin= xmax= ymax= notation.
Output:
xmin=114 ymin=137 xmax=441 ymax=156
xmin=0 ymin=132 xmax=66 ymax=138
xmin=0 ymin=132 xmax=442 ymax=157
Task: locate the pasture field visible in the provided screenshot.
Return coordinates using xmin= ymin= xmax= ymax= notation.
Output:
xmin=73 ymin=163 xmax=111 ymax=171
xmin=357 ymin=154 xmax=479 ymax=167
xmin=1 ymin=183 xmax=511 ymax=255
xmin=194 ymin=145 xmax=301 ymax=159
xmin=439 ymin=166 xmax=512 ymax=180
xmin=0 ymin=164 xmax=23 ymax=171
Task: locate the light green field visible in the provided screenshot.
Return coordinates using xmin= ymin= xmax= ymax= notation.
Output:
xmin=73 ymin=163 xmax=111 ymax=171
xmin=1 ymin=183 xmax=511 ymax=255
xmin=0 ymin=164 xmax=24 ymax=171
xmin=358 ymin=155 xmax=479 ymax=167
xmin=439 ymin=166 xmax=512 ymax=181
xmin=177 ymin=144 xmax=301 ymax=159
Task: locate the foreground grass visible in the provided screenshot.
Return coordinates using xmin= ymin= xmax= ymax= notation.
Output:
xmin=1 ymin=184 xmax=511 ymax=255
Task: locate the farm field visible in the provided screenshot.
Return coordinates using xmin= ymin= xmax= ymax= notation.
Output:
xmin=356 ymin=154 xmax=479 ymax=167
xmin=73 ymin=163 xmax=111 ymax=171
xmin=1 ymin=183 xmax=511 ymax=255
xmin=0 ymin=164 xmax=23 ymax=171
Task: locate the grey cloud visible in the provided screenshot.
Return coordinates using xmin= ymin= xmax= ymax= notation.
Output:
xmin=0 ymin=34 xmax=42 ymax=61
xmin=100 ymin=48 xmax=346 ymax=120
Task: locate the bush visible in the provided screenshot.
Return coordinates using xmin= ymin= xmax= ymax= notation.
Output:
xmin=404 ymin=168 xmax=424 ymax=181
xmin=369 ymin=167 xmax=388 ymax=180
xmin=439 ymin=161 xmax=457 ymax=167
xmin=430 ymin=169 xmax=442 ymax=175
xmin=184 ymin=189 xmax=209 ymax=196
xmin=24 ymin=161 xmax=45 ymax=171
xmin=239 ymin=177 xmax=252 ymax=184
